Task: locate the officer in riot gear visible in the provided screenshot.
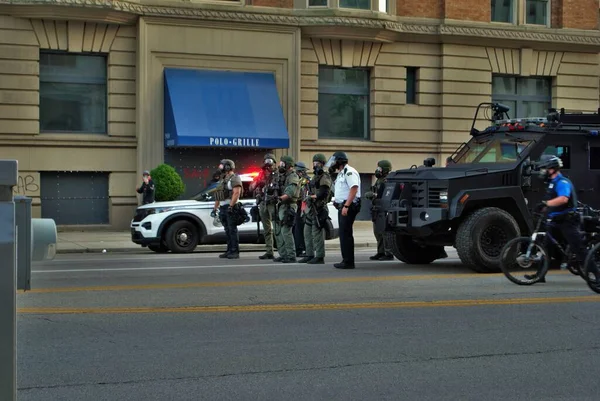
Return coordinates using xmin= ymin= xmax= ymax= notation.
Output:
xmin=294 ymin=161 xmax=310 ymax=257
xmin=299 ymin=153 xmax=333 ymax=264
xmin=326 ymin=151 xmax=361 ymax=269
xmin=365 ymin=160 xmax=394 ymax=261
xmin=250 ymin=153 xmax=279 ymax=259
xmin=273 ymin=155 xmax=300 ymax=263
xmin=212 ymin=159 xmax=243 ymax=259
xmin=526 ymin=154 xmax=586 ymax=283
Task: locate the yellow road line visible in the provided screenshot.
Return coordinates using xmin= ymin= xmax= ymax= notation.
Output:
xmin=17 ymin=295 xmax=600 ymax=315
xmin=23 ymin=270 xmax=575 ymax=294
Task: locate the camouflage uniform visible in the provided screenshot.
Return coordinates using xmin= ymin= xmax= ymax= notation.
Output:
xmin=299 ymin=153 xmax=332 ymax=264
xmin=365 ymin=160 xmax=394 ymax=261
xmin=294 ymin=161 xmax=310 ymax=257
xmin=250 ymin=153 xmax=279 ymax=259
xmin=274 ymin=155 xmax=300 ymax=263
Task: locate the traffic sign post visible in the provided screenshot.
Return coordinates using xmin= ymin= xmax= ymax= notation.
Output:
xmin=0 ymin=160 xmax=18 ymax=401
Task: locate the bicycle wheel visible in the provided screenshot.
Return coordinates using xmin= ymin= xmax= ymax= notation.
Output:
xmin=500 ymin=236 xmax=549 ymax=285
xmin=582 ymin=242 xmax=600 ymax=294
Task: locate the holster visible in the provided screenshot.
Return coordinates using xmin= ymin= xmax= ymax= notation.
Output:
xmin=250 ymin=205 xmax=260 ymax=223
xmin=284 ymin=207 xmax=296 ymax=227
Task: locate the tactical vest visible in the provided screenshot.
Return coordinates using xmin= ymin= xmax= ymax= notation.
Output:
xmin=545 ymin=176 xmax=576 ymax=215
xmin=214 ymin=174 xmax=241 ymax=201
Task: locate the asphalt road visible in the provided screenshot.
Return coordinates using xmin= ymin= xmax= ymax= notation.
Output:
xmin=17 ymin=249 xmax=600 ymax=400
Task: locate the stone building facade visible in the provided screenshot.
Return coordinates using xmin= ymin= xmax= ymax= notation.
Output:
xmin=0 ymin=0 xmax=599 ymax=228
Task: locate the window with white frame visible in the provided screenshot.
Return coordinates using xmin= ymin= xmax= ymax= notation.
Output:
xmin=39 ymin=51 xmax=107 ymax=134
xmin=525 ymin=0 xmax=549 ymax=25
xmin=339 ymin=0 xmax=370 ymax=9
xmin=492 ymin=75 xmax=552 ymax=118
xmin=307 ymin=0 xmax=390 ymax=12
xmin=491 ymin=0 xmax=514 ymax=23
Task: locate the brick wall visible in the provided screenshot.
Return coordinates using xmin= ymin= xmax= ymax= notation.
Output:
xmin=396 ymin=0 xmax=443 ymax=19
xmin=444 ymin=0 xmax=489 ymax=22
xmin=561 ymin=0 xmax=598 ymax=30
xmin=551 ymin=0 xmax=562 ymax=28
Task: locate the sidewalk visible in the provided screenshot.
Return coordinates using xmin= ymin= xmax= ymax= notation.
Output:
xmin=57 ymin=221 xmax=379 ymax=254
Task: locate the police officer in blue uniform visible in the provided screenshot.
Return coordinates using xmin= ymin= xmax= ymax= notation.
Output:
xmin=526 ymin=155 xmax=585 ymax=283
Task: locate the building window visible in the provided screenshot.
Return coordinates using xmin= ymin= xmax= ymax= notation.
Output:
xmin=339 ymin=0 xmax=370 ymax=10
xmin=590 ymin=147 xmax=600 ymax=170
xmin=406 ymin=67 xmax=418 ymax=104
xmin=492 ymin=75 xmax=552 ymax=118
xmin=308 ymin=0 xmax=327 ymax=6
xmin=39 ymin=51 xmax=107 ymax=134
xmin=491 ymin=0 xmax=513 ymax=23
xmin=318 ymin=66 xmax=370 ymax=140
xmin=525 ymin=0 xmax=549 ymax=25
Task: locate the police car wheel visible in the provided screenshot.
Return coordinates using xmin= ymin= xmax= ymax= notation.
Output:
xmin=165 ymin=220 xmax=199 ymax=253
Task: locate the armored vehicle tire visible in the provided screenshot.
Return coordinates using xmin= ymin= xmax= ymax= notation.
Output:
xmin=165 ymin=220 xmax=199 ymax=253
xmin=456 ymin=207 xmax=520 ymax=273
xmin=148 ymin=243 xmax=169 ymax=253
xmin=385 ymin=232 xmax=444 ymax=265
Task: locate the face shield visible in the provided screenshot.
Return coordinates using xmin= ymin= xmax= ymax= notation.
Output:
xmin=375 ymin=166 xmax=383 ymax=178
xmin=324 ymin=156 xmax=337 ymax=170
xmin=264 ymin=158 xmax=275 ymax=166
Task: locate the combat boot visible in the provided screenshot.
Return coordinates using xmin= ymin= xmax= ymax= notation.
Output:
xmin=299 ymin=256 xmax=314 ymax=263
xmin=259 ymin=253 xmax=274 ymax=260
xmin=369 ymin=253 xmax=384 ymax=260
xmin=307 ymin=257 xmax=324 ymax=264
xmin=219 ymin=252 xmax=229 ymax=258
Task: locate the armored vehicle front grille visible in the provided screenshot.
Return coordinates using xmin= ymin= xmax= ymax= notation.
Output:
xmin=405 ymin=181 xmax=426 ymax=207
xmin=428 ymin=188 xmax=446 ymax=208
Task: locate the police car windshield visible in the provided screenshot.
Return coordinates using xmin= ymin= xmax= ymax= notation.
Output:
xmin=453 ymin=135 xmax=534 ymax=164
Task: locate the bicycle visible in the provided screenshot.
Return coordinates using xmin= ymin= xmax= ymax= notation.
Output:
xmin=499 ymin=203 xmax=599 ymax=285
xmin=580 ymin=205 xmax=600 ymax=294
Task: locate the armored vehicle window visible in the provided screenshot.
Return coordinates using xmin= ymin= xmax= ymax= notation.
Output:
xmin=590 ymin=147 xmax=600 ymax=170
xmin=453 ymin=135 xmax=532 ymax=164
xmin=542 ymin=145 xmax=571 ymax=169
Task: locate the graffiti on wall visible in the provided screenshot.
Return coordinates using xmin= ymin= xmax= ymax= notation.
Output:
xmin=13 ymin=173 xmax=40 ymax=196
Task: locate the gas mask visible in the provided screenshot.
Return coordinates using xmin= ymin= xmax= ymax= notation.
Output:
xmin=313 ymin=162 xmax=324 ymax=176
xmin=263 ymin=158 xmax=275 ymax=169
xmin=278 ymin=161 xmax=287 ymax=174
xmin=218 ymin=163 xmax=226 ymax=173
xmin=375 ymin=167 xmax=384 ymax=179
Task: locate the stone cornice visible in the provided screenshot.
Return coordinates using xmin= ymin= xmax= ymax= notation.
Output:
xmin=2 ymin=0 xmax=600 ymax=47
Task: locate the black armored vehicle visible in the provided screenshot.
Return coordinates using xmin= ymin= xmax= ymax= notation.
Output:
xmin=377 ymin=103 xmax=600 ymax=273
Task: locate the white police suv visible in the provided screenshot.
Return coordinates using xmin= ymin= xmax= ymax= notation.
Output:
xmin=130 ymin=173 xmax=340 ymax=253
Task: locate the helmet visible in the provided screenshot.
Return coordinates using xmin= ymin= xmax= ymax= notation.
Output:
xmin=325 ymin=151 xmax=348 ymax=172
xmin=143 ymin=170 xmax=150 ymax=176
xmin=295 ymin=161 xmax=307 ymax=171
xmin=263 ymin=153 xmax=276 ymax=166
xmin=377 ymin=160 xmax=392 ymax=173
xmin=537 ymin=155 xmax=563 ymax=170
xmin=312 ymin=153 xmax=327 ymax=164
xmin=332 ymin=151 xmax=348 ymax=164
xmin=280 ymin=155 xmax=295 ymax=167
xmin=219 ymin=159 xmax=235 ymax=171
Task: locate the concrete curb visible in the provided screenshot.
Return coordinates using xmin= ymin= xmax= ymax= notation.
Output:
xmin=56 ymin=241 xmax=376 ymax=254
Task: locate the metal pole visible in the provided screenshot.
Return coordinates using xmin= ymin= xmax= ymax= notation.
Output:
xmin=0 ymin=160 xmax=18 ymax=401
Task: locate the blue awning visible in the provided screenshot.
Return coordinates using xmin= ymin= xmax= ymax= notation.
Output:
xmin=163 ymin=68 xmax=290 ymax=149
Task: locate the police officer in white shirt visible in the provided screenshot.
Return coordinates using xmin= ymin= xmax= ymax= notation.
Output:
xmin=325 ymin=151 xmax=361 ymax=269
